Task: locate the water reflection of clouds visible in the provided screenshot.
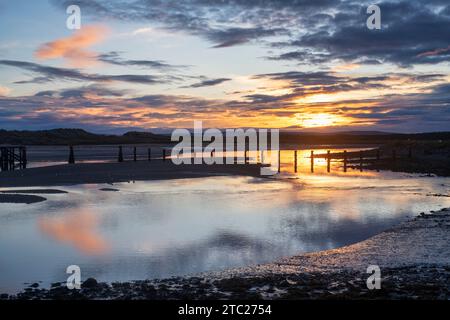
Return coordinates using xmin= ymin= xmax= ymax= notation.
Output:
xmin=38 ymin=208 xmax=109 ymax=255
xmin=80 ymin=230 xmax=280 ymax=280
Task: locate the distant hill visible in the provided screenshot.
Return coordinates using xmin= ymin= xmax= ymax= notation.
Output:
xmin=0 ymin=128 xmax=171 ymax=145
xmin=1 ymin=128 xmax=449 ymax=146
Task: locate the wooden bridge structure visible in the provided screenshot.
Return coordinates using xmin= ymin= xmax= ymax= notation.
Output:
xmin=0 ymin=146 xmax=27 ymax=171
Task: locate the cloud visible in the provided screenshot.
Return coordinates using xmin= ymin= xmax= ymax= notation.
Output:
xmin=1 ymin=75 xmax=449 ymax=133
xmin=35 ymin=85 xmax=128 ymax=99
xmin=50 ymin=0 xmax=294 ymax=48
xmin=0 ymin=86 xmax=10 ymax=96
xmin=0 ymin=59 xmax=170 ymax=85
xmin=184 ymin=78 xmax=231 ymax=88
xmin=248 ymin=71 xmax=403 ymax=99
xmin=35 ymin=25 xmax=109 ymax=68
xmin=332 ymin=63 xmax=360 ymax=72
xmin=208 ymin=27 xmax=287 ymax=48
xmin=418 ymin=45 xmax=450 ymax=58
xmin=48 ymin=0 xmax=450 ymax=66
xmin=270 ymin=1 xmax=450 ymax=66
xmin=97 ymin=51 xmax=187 ymax=70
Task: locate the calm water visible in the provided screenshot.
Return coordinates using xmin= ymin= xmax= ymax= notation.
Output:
xmin=1 ymin=150 xmax=450 ymax=293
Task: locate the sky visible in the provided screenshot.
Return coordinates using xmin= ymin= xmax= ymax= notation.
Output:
xmin=0 ymin=0 xmax=449 ymax=133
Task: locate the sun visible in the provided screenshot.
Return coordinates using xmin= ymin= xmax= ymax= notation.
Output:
xmin=297 ymin=113 xmax=344 ymax=128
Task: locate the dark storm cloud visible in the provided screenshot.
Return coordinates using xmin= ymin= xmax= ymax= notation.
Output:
xmin=0 ymin=60 xmax=172 ymax=85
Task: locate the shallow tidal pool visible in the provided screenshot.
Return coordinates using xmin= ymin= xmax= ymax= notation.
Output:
xmin=0 ymin=171 xmax=449 ymax=293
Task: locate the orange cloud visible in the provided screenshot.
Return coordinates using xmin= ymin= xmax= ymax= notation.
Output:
xmin=35 ymin=25 xmax=109 ymax=68
xmin=0 ymin=85 xmax=10 ymax=96
xmin=332 ymin=63 xmax=360 ymax=72
xmin=418 ymin=45 xmax=450 ymax=58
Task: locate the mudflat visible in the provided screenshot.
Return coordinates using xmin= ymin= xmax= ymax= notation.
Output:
xmin=0 ymin=161 xmax=264 ymax=188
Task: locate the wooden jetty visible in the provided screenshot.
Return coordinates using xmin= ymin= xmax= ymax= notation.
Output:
xmin=0 ymin=146 xmax=27 ymax=171
xmin=20 ymin=145 xmax=413 ymax=175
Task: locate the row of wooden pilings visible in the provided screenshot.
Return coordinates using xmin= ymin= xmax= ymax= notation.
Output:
xmin=0 ymin=146 xmax=27 ymax=171
xmin=67 ymin=146 xmax=254 ymax=164
xmin=67 ymin=146 xmax=171 ymax=164
xmin=65 ymin=145 xmax=413 ymax=173
xmin=304 ymin=147 xmax=413 ymax=173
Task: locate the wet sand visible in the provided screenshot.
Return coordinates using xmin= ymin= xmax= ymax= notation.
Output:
xmin=0 ymin=194 xmax=47 ymax=204
xmin=0 ymin=189 xmax=68 ymax=194
xmin=5 ymin=208 xmax=449 ymax=300
xmin=0 ymin=189 xmax=68 ymax=204
xmin=0 ymin=161 xmax=263 ymax=188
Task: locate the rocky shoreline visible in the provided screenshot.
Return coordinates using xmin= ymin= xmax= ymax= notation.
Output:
xmin=3 ymin=208 xmax=449 ymax=300
xmin=2 ymin=265 xmax=449 ymax=300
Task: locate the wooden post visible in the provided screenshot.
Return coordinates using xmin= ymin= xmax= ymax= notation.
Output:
xmin=327 ymin=150 xmax=331 ymax=173
xmin=260 ymin=150 xmax=264 ymax=164
xmin=118 ymin=146 xmax=124 ymax=162
xmin=148 ymin=148 xmax=151 ymax=161
xmin=21 ymin=147 xmax=27 ymax=169
xmin=163 ymin=149 xmax=167 ymax=161
xmin=245 ymin=149 xmax=249 ymax=164
xmin=68 ymin=145 xmax=75 ymax=164
xmin=310 ymin=150 xmax=314 ymax=173
xmin=17 ymin=147 xmax=22 ymax=170
xmin=1 ymin=147 xmax=8 ymax=171
xmin=277 ymin=150 xmax=281 ymax=173
xmin=9 ymin=147 xmax=14 ymax=170
xmin=133 ymin=147 xmax=137 ymax=162
xmin=4 ymin=148 xmax=8 ymax=171
xmin=12 ymin=147 xmax=16 ymax=170
xmin=343 ymin=150 xmax=347 ymax=172
xmin=359 ymin=150 xmax=363 ymax=172
xmin=0 ymin=148 xmax=4 ymax=171
xmin=294 ymin=150 xmax=298 ymax=173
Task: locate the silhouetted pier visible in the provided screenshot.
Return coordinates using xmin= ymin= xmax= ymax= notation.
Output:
xmin=310 ymin=147 xmax=413 ymax=173
xmin=36 ymin=145 xmax=415 ymax=175
xmin=0 ymin=146 xmax=27 ymax=171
